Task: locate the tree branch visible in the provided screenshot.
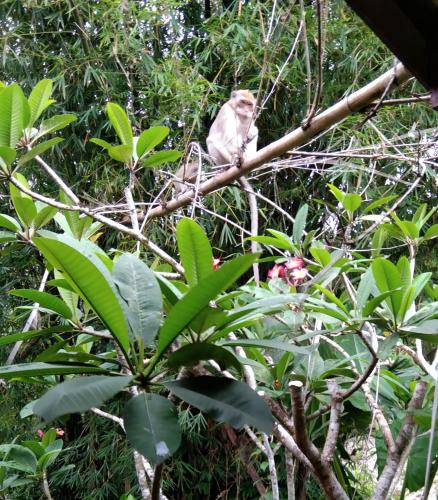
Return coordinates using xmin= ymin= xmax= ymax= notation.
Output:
xmin=145 ymin=63 xmax=411 ymax=219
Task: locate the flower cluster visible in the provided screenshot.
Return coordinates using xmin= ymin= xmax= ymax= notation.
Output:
xmin=267 ymin=257 xmax=308 ymax=286
xmin=37 ymin=428 xmax=64 ymax=439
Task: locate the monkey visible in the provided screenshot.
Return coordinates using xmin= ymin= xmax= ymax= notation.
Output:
xmin=173 ymin=142 xmax=207 ymax=196
xmin=207 ymin=90 xmax=258 ymax=167
xmin=206 ymin=90 xmax=260 ymax=284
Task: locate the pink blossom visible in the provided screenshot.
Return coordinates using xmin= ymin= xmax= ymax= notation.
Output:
xmin=55 ymin=428 xmax=65 ymax=437
xmin=212 ymin=258 xmax=221 ymax=270
xmin=291 ymin=268 xmax=308 ymax=285
xmin=267 ymin=264 xmax=285 ymax=279
xmin=284 ymin=257 xmax=305 ymax=270
xmin=37 ymin=429 xmax=45 ymax=439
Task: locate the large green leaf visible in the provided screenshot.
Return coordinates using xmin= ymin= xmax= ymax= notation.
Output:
xmin=9 ymin=289 xmax=72 ymax=319
xmin=0 ymin=445 xmax=37 ymax=474
xmin=17 ymin=137 xmax=64 ymax=166
xmin=343 ymin=193 xmax=362 ymax=213
xmin=27 ymin=79 xmax=54 ymax=126
xmin=106 ymin=102 xmax=133 ymax=147
xmin=176 ymin=218 xmax=213 ymax=287
xmin=123 ymin=393 xmax=181 ymax=465
xmin=108 ymin=144 xmax=132 ymax=163
xmin=0 ymin=325 xmax=76 ymax=346
xmin=9 ymin=173 xmax=37 ymax=227
xmin=0 ymin=213 xmax=22 ymax=232
xmin=165 ymin=376 xmax=273 ymax=433
xmin=0 ymin=231 xmax=16 ymax=243
xmin=34 ymin=375 xmax=133 ymax=421
xmin=0 ymin=362 xmax=110 ymax=379
xmin=33 ymin=234 xmax=130 ymax=352
xmin=136 ymin=126 xmax=169 ymax=158
xmin=156 ymin=253 xmax=258 ymax=357
xmin=293 ymin=204 xmax=308 ymax=244
xmin=112 ymin=254 xmax=162 ymax=345
xmin=220 ymin=338 xmax=315 ymax=355
xmin=37 ymin=113 xmax=77 ymax=138
xmin=0 ymin=83 xmax=30 ymax=147
xmin=168 ymin=343 xmax=242 ymax=371
xmin=400 ymin=320 xmax=438 ymax=343
xmin=0 ymin=146 xmax=16 ymax=167
xmin=141 ymin=150 xmax=182 ymax=168
xmin=371 ymin=258 xmax=403 ymax=319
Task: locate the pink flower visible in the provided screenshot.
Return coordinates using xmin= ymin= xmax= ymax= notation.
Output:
xmin=37 ymin=429 xmax=45 ymax=439
xmin=267 ymin=264 xmax=285 ymax=279
xmin=291 ymin=268 xmax=308 ymax=285
xmin=284 ymin=257 xmax=305 ymax=270
xmin=55 ymin=428 xmax=65 ymax=437
xmin=212 ymin=258 xmax=221 ymax=270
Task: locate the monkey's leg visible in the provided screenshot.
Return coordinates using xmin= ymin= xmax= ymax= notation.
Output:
xmin=238 ymin=176 xmax=260 ymax=284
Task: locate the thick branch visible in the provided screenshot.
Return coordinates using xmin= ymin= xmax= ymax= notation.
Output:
xmin=289 ymin=381 xmax=348 ymax=499
xmin=372 ymin=380 xmax=427 ymax=500
xmin=146 ymin=63 xmax=411 ymax=219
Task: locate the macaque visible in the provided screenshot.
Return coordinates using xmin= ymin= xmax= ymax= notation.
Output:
xmin=207 ymin=90 xmax=260 ymax=283
xmin=207 ymin=89 xmax=258 ymax=167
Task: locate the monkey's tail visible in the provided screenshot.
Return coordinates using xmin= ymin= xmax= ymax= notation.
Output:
xmin=238 ymin=176 xmax=260 ymax=285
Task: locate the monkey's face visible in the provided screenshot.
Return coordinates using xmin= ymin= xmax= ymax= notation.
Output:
xmin=231 ymin=90 xmax=256 ymax=119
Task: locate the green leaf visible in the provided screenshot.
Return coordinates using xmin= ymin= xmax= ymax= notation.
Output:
xmin=246 ymin=235 xmax=294 ymax=251
xmin=371 ymin=258 xmax=403 ymax=319
xmin=395 ymin=220 xmax=419 ymax=239
xmin=33 ymin=234 xmax=130 ymax=353
xmin=27 ymin=79 xmax=54 ymax=126
xmin=9 ymin=173 xmax=37 ymax=227
xmin=106 ymin=102 xmax=133 ymax=147
xmin=400 ymin=320 xmax=438 ymax=342
xmin=156 ymin=253 xmax=258 ymax=357
xmin=314 ymin=284 xmax=350 ymax=315
xmin=176 ymin=218 xmax=213 ymax=287
xmin=377 ymin=333 xmax=399 ymax=360
xmin=0 ymin=362 xmax=110 ymax=379
xmin=220 ymin=338 xmax=315 ymax=355
xmin=34 ymin=375 xmax=133 ymax=421
xmin=112 ymin=254 xmax=162 ymax=346
xmin=123 ymin=393 xmax=181 ymax=465
xmin=356 ymin=267 xmax=373 ymax=309
xmin=293 ymin=204 xmax=308 ymax=244
xmin=33 ymin=204 xmax=58 ymax=229
xmin=362 ymin=290 xmax=394 ymax=317
xmin=90 ymin=137 xmax=112 ymax=150
xmin=0 ymin=83 xmax=30 ymax=147
xmin=309 ymin=247 xmax=331 ymax=267
xmin=141 ymin=150 xmax=182 ymax=168
xmin=343 ymin=193 xmax=362 ymax=213
xmin=168 ymin=343 xmax=241 ymax=371
xmin=9 ymin=289 xmax=72 ymax=319
xmin=424 ymin=224 xmax=438 ymax=240
xmin=397 ymin=255 xmax=411 ymax=288
xmin=328 ymin=184 xmax=345 ymax=204
xmin=363 ymin=195 xmax=397 ymax=214
xmin=37 ymin=113 xmax=76 ymax=138
xmin=136 ymin=126 xmax=169 ymax=158
xmin=0 ymin=445 xmax=37 ymax=474
xmin=0 ymin=230 xmax=16 ymax=243
xmin=0 ymin=214 xmax=21 ymax=233
xmin=108 ymin=144 xmax=132 ymax=163
xmin=0 ymin=325 xmax=76 ymax=346
xmin=165 ymin=376 xmax=273 ymax=433
xmin=17 ymin=137 xmax=64 ymax=166
xmin=0 ymin=146 xmax=16 ymax=166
